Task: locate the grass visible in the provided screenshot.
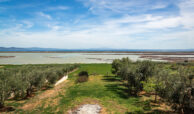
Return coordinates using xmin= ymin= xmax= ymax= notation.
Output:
xmin=60 ymin=78 xmax=141 ymax=113
xmin=70 ymin=64 xmax=113 ymax=76
xmin=3 ymin=64 xmax=174 ymax=114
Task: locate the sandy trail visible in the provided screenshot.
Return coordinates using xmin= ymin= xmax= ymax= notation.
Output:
xmin=20 ymin=74 xmax=72 ymax=111
xmin=55 ymin=75 xmax=68 ymax=86
xmin=19 ymin=69 xmax=78 ymax=111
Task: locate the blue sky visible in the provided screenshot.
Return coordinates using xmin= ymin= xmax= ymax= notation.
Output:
xmin=0 ymin=0 xmax=194 ymax=49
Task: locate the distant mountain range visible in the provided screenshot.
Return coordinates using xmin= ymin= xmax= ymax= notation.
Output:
xmin=0 ymin=47 xmax=194 ymax=52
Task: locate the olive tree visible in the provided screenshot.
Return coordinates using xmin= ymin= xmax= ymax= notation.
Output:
xmin=136 ymin=60 xmax=156 ymax=81
xmin=0 ymin=69 xmax=11 ymax=108
xmin=112 ymin=57 xmax=132 ymax=79
xmin=157 ymin=66 xmax=194 ymax=113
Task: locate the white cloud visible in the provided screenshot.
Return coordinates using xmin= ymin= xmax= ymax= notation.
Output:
xmin=79 ymin=0 xmax=173 ymax=15
xmin=22 ymin=21 xmax=34 ymax=28
xmin=46 ymin=6 xmax=69 ymax=11
xmin=37 ymin=12 xmax=52 ymax=20
xmin=141 ymin=17 xmax=181 ymax=29
xmin=0 ymin=0 xmax=194 ymax=49
xmin=151 ymin=3 xmax=168 ymax=9
xmin=179 ymin=0 xmax=194 ymax=29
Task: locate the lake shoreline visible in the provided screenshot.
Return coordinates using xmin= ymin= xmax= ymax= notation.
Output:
xmin=0 ymin=56 xmax=15 ymax=58
xmin=0 ymin=52 xmax=194 ymax=64
xmin=0 ymin=51 xmax=194 ymax=55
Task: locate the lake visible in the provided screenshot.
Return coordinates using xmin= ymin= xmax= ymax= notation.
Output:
xmin=0 ymin=52 xmax=194 ymax=64
xmin=0 ymin=53 xmax=147 ymax=64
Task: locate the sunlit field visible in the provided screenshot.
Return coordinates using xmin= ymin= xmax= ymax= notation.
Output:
xmin=1 ymin=61 xmax=193 ymax=113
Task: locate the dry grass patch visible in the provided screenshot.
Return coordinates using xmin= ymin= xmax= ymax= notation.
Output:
xmin=140 ymin=92 xmax=174 ymax=113
xmin=20 ymin=80 xmax=70 ymax=111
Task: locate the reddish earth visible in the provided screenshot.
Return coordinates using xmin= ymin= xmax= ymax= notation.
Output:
xmin=0 ymin=56 xmax=15 ymax=58
xmin=140 ymin=55 xmax=194 ymax=62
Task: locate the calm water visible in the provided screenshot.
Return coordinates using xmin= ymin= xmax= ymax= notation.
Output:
xmin=1 ymin=52 xmax=193 ymax=64
xmin=0 ymin=53 xmax=147 ymax=64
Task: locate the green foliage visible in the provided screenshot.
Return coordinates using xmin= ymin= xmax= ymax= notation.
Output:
xmin=158 ymin=66 xmax=194 ymax=113
xmin=0 ymin=70 xmax=11 ymax=108
xmin=142 ymin=78 xmax=157 ymax=93
xmin=136 ymin=60 xmax=156 ymax=81
xmin=0 ymin=64 xmax=78 ymax=108
xmin=112 ymin=57 xmax=194 ymax=113
xmin=76 ymin=71 xmax=89 ymax=83
xmin=126 ymin=65 xmax=143 ymax=95
xmin=112 ymin=58 xmax=156 ymax=95
xmin=78 ymin=71 xmax=89 ymax=77
xmin=112 ymin=57 xmax=132 ymax=76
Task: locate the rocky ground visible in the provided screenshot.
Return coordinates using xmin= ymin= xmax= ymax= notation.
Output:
xmin=70 ymin=104 xmax=101 ymax=114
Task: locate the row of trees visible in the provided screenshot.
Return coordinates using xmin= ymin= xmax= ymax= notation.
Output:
xmin=112 ymin=58 xmax=194 ymax=113
xmin=112 ymin=58 xmax=155 ymax=95
xmin=0 ymin=64 xmax=78 ymax=108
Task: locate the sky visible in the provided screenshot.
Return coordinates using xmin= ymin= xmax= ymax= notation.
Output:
xmin=0 ymin=0 xmax=194 ymax=49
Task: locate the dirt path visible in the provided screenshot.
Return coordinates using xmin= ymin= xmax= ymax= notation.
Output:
xmin=20 ymin=80 xmax=69 ymax=110
xmin=19 ymin=69 xmax=77 ymax=111
xmin=55 ymin=75 xmax=68 ymax=86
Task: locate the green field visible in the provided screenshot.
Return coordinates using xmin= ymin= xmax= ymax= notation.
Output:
xmin=1 ymin=64 xmax=176 ymax=114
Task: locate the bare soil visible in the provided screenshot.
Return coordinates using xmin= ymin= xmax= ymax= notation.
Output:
xmin=0 ymin=56 xmax=15 ymax=58
xmin=20 ymin=80 xmax=69 ymax=110
xmin=140 ymin=55 xmax=194 ymax=62
xmin=19 ymin=69 xmax=78 ymax=111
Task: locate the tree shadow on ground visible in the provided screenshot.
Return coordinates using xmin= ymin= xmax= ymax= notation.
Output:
xmin=146 ymin=109 xmax=175 ymax=114
xmin=102 ymin=75 xmax=121 ymax=82
xmin=105 ymin=83 xmax=129 ymax=99
xmin=103 ymin=76 xmax=175 ymax=114
xmin=126 ymin=99 xmax=175 ymax=114
xmin=0 ymin=106 xmax=15 ymax=112
xmin=126 ymin=109 xmax=174 ymax=114
xmin=103 ymin=75 xmax=136 ymax=99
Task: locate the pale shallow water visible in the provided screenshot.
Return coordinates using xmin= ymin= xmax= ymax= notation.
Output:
xmin=0 ymin=53 xmax=145 ymax=64
xmin=0 ymin=53 xmax=168 ymax=64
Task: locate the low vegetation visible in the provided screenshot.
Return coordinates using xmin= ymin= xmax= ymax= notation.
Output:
xmin=0 ymin=61 xmax=193 ymax=113
xmin=112 ymin=57 xmax=194 ymax=113
xmin=0 ymin=64 xmax=78 ymax=109
xmin=76 ymin=71 xmax=89 ymax=83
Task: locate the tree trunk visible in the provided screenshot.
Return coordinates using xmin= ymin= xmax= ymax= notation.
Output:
xmin=155 ymin=91 xmax=157 ymax=103
xmin=26 ymin=88 xmax=32 ymax=98
xmin=0 ymin=94 xmax=4 ymax=108
xmin=127 ymin=84 xmax=131 ymax=96
xmin=0 ymin=102 xmax=4 ymax=108
xmin=181 ymin=107 xmax=184 ymax=114
xmin=0 ymin=89 xmax=5 ymax=108
xmin=180 ymin=103 xmax=184 ymax=114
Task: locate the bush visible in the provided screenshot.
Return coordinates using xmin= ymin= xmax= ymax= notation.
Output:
xmin=76 ymin=71 xmax=89 ymax=83
xmin=78 ymin=71 xmax=89 ymax=77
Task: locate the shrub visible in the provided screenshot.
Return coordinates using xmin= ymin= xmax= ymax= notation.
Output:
xmin=78 ymin=71 xmax=89 ymax=77
xmin=76 ymin=71 xmax=89 ymax=83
